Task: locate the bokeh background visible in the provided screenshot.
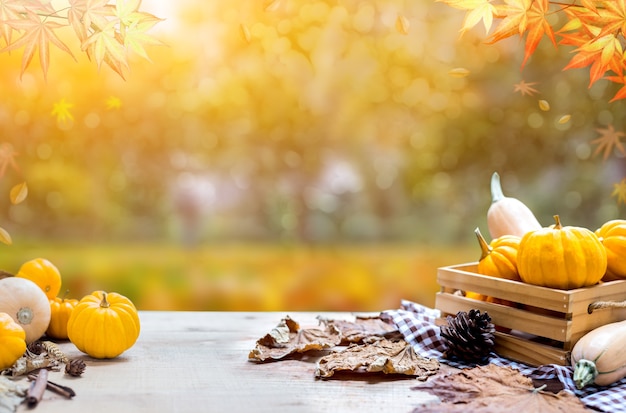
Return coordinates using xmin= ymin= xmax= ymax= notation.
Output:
xmin=0 ymin=0 xmax=624 ymax=311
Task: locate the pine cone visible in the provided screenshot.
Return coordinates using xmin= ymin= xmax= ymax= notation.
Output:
xmin=65 ymin=359 xmax=86 ymax=377
xmin=440 ymin=309 xmax=495 ymax=364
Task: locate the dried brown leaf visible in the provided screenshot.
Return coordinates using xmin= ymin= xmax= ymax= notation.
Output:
xmin=318 ymin=315 xmax=400 ymax=344
xmin=10 ymin=182 xmax=27 ymax=205
xmin=315 ymin=339 xmax=439 ymax=379
xmin=413 ymin=364 xmax=587 ymax=412
xmin=248 ymin=316 xmax=341 ymax=362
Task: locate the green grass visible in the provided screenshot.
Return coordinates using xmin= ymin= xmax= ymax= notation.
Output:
xmin=4 ymin=242 xmax=477 ymax=312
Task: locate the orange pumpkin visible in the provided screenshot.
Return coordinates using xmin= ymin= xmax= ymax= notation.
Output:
xmin=16 ymin=258 xmax=62 ymax=300
xmin=475 ymin=227 xmax=521 ymax=281
xmin=46 ymin=294 xmax=78 ymax=340
xmin=596 ymin=219 xmax=626 ymax=281
xmin=518 ymin=215 xmax=607 ymax=289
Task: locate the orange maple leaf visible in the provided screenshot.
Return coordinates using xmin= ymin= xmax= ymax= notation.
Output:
xmin=591 ymin=124 xmax=626 ymax=160
xmin=513 ymin=80 xmax=539 ymax=96
xmin=604 ymin=74 xmax=626 ymax=102
xmin=489 ymin=0 xmax=557 ymax=67
xmin=1 ymin=9 xmax=76 ymax=80
xmin=612 ymin=178 xmax=626 ymax=205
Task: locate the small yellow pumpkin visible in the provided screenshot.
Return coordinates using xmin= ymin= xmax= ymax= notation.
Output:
xmin=518 ymin=215 xmax=607 ymax=289
xmin=475 ymin=227 xmax=521 ymax=281
xmin=16 ymin=258 xmax=62 ymax=300
xmin=0 ymin=277 xmax=51 ymax=343
xmin=67 ymin=291 xmax=140 ymax=359
xmin=595 ymin=219 xmax=626 ymax=281
xmin=0 ymin=312 xmax=26 ymax=370
xmin=46 ymin=294 xmax=78 ymax=340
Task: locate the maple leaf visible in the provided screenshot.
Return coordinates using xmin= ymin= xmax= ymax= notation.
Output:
xmin=604 ymin=74 xmax=626 ymax=102
xmin=414 ymin=364 xmax=588 ymax=412
xmin=68 ymin=0 xmax=111 ymax=44
xmin=513 ymin=80 xmax=539 ymax=96
xmin=51 ymin=99 xmax=74 ymax=124
xmin=122 ymin=13 xmax=165 ymax=61
xmin=1 ymin=9 xmax=76 ymax=80
xmin=82 ymin=20 xmax=129 ymax=75
xmin=591 ymin=124 xmax=626 ymax=160
xmin=315 ymin=339 xmax=440 ymax=379
xmin=0 ymin=143 xmax=19 ymax=179
xmin=105 ymin=95 xmax=122 ymax=110
xmin=612 ymin=178 xmax=626 ymax=204
xmin=248 ymin=316 xmax=341 ymax=361
xmin=564 ymin=34 xmax=624 ymax=87
xmin=438 ymin=0 xmax=496 ymax=34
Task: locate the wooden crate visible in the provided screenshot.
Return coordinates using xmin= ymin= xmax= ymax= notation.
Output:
xmin=435 ymin=263 xmax=626 ymax=366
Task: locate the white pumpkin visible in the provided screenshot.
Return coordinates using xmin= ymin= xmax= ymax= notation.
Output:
xmin=0 ymin=277 xmax=51 ymax=343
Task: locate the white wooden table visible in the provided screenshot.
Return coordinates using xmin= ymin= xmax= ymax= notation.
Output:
xmin=16 ymin=311 xmax=446 ymax=413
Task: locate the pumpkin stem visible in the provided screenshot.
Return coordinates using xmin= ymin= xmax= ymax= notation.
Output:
xmin=573 ymin=359 xmax=598 ymax=389
xmin=490 ymin=172 xmax=505 ymax=204
xmin=474 ymin=227 xmax=492 ymax=261
xmin=553 ymin=215 xmax=562 ymax=230
xmin=100 ymin=292 xmax=111 ymax=309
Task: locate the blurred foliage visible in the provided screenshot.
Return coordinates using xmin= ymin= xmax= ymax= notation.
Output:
xmin=0 ymin=242 xmax=476 ymax=311
xmin=0 ymin=0 xmax=625 ymax=310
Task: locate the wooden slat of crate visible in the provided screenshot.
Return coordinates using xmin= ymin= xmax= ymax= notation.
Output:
xmin=494 ymin=332 xmax=570 ymax=366
xmin=438 ymin=263 xmax=626 ymax=316
xmin=435 ymin=292 xmax=571 ymax=342
xmin=438 ymin=264 xmax=572 ymax=313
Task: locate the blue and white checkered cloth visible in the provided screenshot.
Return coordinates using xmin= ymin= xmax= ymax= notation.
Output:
xmin=381 ymin=300 xmax=626 ymax=413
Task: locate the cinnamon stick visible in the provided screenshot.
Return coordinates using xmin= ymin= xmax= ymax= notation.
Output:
xmin=27 ymin=369 xmax=48 ymax=407
xmin=27 ymin=374 xmax=76 ymax=399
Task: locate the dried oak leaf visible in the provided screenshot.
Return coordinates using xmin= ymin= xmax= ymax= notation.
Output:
xmin=315 ymin=339 xmax=440 ymax=379
xmin=412 ymin=364 xmax=587 ymax=413
xmin=317 ymin=315 xmax=401 ymax=344
xmin=248 ymin=316 xmax=341 ymax=362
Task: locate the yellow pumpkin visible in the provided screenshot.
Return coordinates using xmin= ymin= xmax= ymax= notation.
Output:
xmin=518 ymin=215 xmax=607 ymax=289
xmin=16 ymin=258 xmax=62 ymax=300
xmin=475 ymin=227 xmax=521 ymax=281
xmin=67 ymin=291 xmax=140 ymax=359
xmin=595 ymin=219 xmax=626 ymax=281
xmin=0 ymin=277 xmax=51 ymax=343
xmin=46 ymin=294 xmax=79 ymax=340
xmin=0 ymin=312 xmax=26 ymax=370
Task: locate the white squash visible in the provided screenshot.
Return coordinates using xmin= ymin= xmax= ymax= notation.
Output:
xmin=487 ymin=172 xmax=542 ymax=239
xmin=571 ymin=320 xmax=626 ymax=388
xmin=0 ymin=277 xmax=51 ymax=343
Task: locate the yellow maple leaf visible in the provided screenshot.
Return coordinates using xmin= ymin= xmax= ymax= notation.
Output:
xmin=439 ymin=0 xmax=495 ymax=34
xmin=106 ymin=96 xmax=122 ymax=110
xmin=612 ymin=178 xmax=626 ymax=205
xmin=51 ymin=99 xmax=74 ymax=123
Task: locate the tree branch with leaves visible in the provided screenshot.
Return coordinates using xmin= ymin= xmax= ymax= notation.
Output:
xmin=0 ymin=0 xmax=163 ymax=80
xmin=439 ymin=0 xmax=626 ymax=102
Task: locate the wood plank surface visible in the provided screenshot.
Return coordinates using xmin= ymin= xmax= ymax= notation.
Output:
xmin=16 ymin=311 xmax=446 ymax=413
